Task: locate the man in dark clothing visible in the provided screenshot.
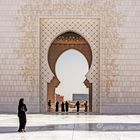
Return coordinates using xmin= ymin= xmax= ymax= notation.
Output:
xmin=18 ymin=98 xmax=27 ymax=132
xmin=65 ymin=101 xmax=69 ymax=112
xmin=75 ymin=101 xmax=80 ymax=112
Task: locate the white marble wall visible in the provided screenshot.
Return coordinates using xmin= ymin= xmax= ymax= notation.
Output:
xmin=0 ymin=0 xmax=140 ymax=114
xmin=0 ymin=0 xmax=40 ymax=113
xmin=101 ymin=0 xmax=140 ymax=114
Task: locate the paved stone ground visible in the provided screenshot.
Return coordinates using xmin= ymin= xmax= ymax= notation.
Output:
xmin=0 ymin=114 xmax=140 ymax=140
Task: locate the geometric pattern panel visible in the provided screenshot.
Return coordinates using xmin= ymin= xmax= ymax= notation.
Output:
xmin=40 ymin=18 xmax=100 ymax=113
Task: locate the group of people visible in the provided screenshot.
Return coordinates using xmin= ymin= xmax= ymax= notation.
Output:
xmin=17 ymin=98 xmax=88 ymax=132
xmin=55 ymin=101 xmax=69 ymax=112
xmin=75 ymin=100 xmax=88 ymax=112
xmin=48 ymin=100 xmax=88 ymax=113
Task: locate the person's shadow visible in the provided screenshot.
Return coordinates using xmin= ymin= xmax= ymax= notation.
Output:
xmin=1 ymin=123 xmax=140 ymax=134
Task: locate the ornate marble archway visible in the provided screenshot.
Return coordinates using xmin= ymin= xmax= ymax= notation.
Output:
xmin=48 ymin=31 xmax=92 ymax=112
xmin=40 ymin=18 xmax=100 ymax=113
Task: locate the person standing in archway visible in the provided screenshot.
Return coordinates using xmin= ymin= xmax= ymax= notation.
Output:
xmin=55 ymin=101 xmax=59 ymax=112
xmin=48 ymin=100 xmax=51 ymax=112
xmin=84 ymin=101 xmax=88 ymax=112
xmin=61 ymin=102 xmax=65 ymax=112
xmin=65 ymin=101 xmax=69 ymax=112
xmin=75 ymin=101 xmax=80 ymax=112
xmin=18 ymin=98 xmax=27 ymax=132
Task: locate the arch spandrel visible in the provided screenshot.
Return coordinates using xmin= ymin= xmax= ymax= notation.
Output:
xmin=48 ymin=31 xmax=92 ymax=75
xmin=44 ymin=29 xmax=97 ymax=83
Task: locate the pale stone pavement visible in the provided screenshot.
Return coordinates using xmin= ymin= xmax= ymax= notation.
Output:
xmin=0 ymin=114 xmax=140 ymax=140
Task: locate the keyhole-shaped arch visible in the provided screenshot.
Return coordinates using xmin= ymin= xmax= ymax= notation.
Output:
xmin=55 ymin=49 xmax=89 ymax=101
xmin=47 ymin=31 xmax=93 ymax=111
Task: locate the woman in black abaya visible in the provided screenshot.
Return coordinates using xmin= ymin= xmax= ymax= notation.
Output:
xmin=18 ymin=98 xmax=27 ymax=132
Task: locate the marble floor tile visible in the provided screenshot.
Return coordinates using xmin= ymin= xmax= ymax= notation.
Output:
xmin=0 ymin=114 xmax=140 ymax=140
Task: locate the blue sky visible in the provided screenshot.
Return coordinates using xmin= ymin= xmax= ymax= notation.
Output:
xmin=55 ymin=49 xmax=89 ymax=100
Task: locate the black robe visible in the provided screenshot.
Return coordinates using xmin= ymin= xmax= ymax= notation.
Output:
xmin=55 ymin=102 xmax=59 ymax=112
xmin=61 ymin=102 xmax=65 ymax=112
xmin=65 ymin=102 xmax=69 ymax=112
xmin=75 ymin=101 xmax=80 ymax=112
xmin=18 ymin=104 xmax=27 ymax=131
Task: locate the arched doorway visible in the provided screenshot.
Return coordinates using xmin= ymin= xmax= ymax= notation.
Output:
xmin=47 ymin=31 xmax=92 ymax=112
xmin=55 ymin=49 xmax=89 ymax=100
xmin=55 ymin=49 xmax=89 ymax=112
xmin=40 ymin=18 xmax=100 ymax=114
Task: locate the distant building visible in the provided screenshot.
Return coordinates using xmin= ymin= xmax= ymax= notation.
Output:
xmin=72 ymin=93 xmax=88 ymax=101
xmin=56 ymin=94 xmax=64 ymax=103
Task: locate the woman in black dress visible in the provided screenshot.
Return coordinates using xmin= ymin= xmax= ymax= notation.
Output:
xmin=55 ymin=101 xmax=59 ymax=112
xmin=75 ymin=101 xmax=80 ymax=112
xmin=84 ymin=101 xmax=88 ymax=112
xmin=18 ymin=98 xmax=27 ymax=132
xmin=65 ymin=101 xmax=69 ymax=112
xmin=48 ymin=100 xmax=51 ymax=112
xmin=61 ymin=102 xmax=65 ymax=112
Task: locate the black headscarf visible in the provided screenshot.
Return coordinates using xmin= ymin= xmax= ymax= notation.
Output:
xmin=18 ymin=98 xmax=24 ymax=108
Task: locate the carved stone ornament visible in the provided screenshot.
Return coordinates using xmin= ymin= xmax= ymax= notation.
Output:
xmin=40 ymin=18 xmax=100 ymax=112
